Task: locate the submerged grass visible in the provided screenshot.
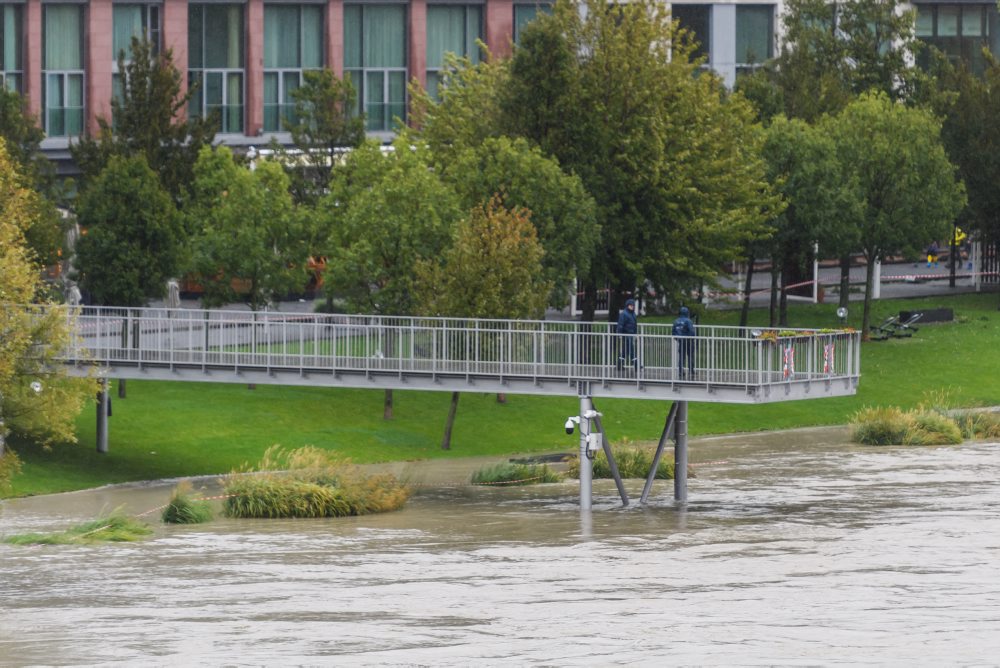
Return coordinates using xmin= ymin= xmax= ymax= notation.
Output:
xmin=470 ymin=462 xmax=563 ymax=485
xmin=3 ymin=510 xmax=152 ymax=545
xmin=222 ymin=445 xmax=410 ymax=519
xmin=566 ymin=440 xmax=676 ymax=480
xmin=161 ymin=481 xmax=214 ymax=524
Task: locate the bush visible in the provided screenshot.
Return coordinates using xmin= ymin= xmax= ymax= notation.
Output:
xmin=904 ymin=411 xmax=963 ymax=445
xmin=565 ymin=440 xmax=676 ymax=479
xmin=222 ymin=445 xmax=410 ymax=519
xmin=471 ymin=462 xmax=563 ymax=485
xmin=4 ymin=511 xmax=152 ymax=545
xmin=955 ymin=411 xmax=1000 ymax=440
xmin=850 ymin=406 xmax=914 ymax=445
xmin=161 ymin=481 xmax=214 ymax=524
xmin=0 ymin=450 xmax=22 ymax=494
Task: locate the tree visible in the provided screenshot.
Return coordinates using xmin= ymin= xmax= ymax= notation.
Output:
xmin=318 ymin=137 xmax=462 ymax=418
xmin=187 ymin=146 xmax=309 ymax=311
xmin=273 ymin=69 xmax=365 ymax=204
xmin=450 ymin=0 xmax=777 ymax=321
xmin=74 ymin=155 xmax=183 ymax=306
xmin=824 ymin=93 xmax=965 ymax=336
xmin=759 ymin=116 xmax=855 ymax=326
xmin=71 ymin=37 xmax=216 ymax=200
xmin=414 ymin=198 xmax=552 ymax=449
xmin=0 ymin=139 xmax=91 ymax=477
xmin=443 ymin=136 xmax=598 ymax=307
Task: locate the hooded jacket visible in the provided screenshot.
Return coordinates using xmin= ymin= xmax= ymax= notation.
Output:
xmin=617 ymin=299 xmax=638 ymax=335
xmin=672 ymin=307 xmax=696 ymax=337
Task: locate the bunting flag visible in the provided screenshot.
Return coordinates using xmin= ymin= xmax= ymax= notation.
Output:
xmin=783 ymin=344 xmax=795 ymax=379
xmin=823 ymin=342 xmax=835 ymax=374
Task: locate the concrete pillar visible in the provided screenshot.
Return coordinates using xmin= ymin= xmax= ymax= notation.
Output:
xmin=486 ymin=0 xmax=515 ymax=59
xmin=710 ymin=4 xmax=737 ymax=88
xmin=96 ymin=378 xmax=109 ymax=454
xmin=872 ymin=259 xmax=882 ymax=300
xmin=246 ymin=0 xmax=264 ymax=136
xmin=163 ymin=0 xmax=190 ymax=119
xmin=409 ymin=0 xmax=427 ymax=92
xmin=579 ymin=395 xmax=593 ymax=511
xmin=23 ymin=0 xmax=42 ymax=120
xmin=327 ymin=0 xmax=344 ymax=77
xmin=86 ymin=0 xmax=114 ymax=136
xmin=674 ymin=401 xmax=688 ymax=503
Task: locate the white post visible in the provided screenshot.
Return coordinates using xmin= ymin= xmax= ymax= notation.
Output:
xmin=579 ymin=395 xmax=593 ymax=511
xmin=872 ymin=259 xmax=882 ymax=300
xmin=973 ymin=241 xmax=981 ymax=292
xmin=812 ymin=243 xmax=820 ymax=303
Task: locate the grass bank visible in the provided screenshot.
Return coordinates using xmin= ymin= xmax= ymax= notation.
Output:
xmin=6 ymin=292 xmax=1000 ymax=497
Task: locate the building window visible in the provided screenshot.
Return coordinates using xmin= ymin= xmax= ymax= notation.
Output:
xmin=264 ymin=4 xmax=324 ymax=132
xmin=44 ymin=4 xmax=84 ymax=137
xmin=426 ymin=4 xmax=482 ymax=100
xmin=189 ymin=4 xmax=245 ymax=134
xmin=1 ymin=4 xmax=22 ymax=93
xmin=344 ymin=4 xmax=406 ymax=132
xmin=113 ymin=4 xmax=162 ymax=118
xmin=736 ymin=5 xmax=774 ymax=73
xmin=915 ymin=3 xmax=999 ymax=75
xmin=672 ymin=4 xmax=711 ymax=62
xmin=513 ymin=3 xmax=551 ymax=44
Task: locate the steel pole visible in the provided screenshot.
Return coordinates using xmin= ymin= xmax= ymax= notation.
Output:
xmin=674 ymin=400 xmax=688 ymax=503
xmin=579 ymin=395 xmax=593 ymax=511
xmin=96 ymin=378 xmax=109 ymax=454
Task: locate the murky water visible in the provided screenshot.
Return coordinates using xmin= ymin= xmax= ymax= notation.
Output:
xmin=3 ymin=428 xmax=1000 ymax=665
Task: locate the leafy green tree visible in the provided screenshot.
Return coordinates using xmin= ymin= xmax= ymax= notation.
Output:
xmin=74 ymin=155 xmax=183 ymax=306
xmin=71 ymin=37 xmax=216 ymax=200
xmin=426 ymin=0 xmax=777 ymax=321
xmin=0 ymin=140 xmax=91 ymax=472
xmin=824 ymin=93 xmax=965 ymax=336
xmin=187 ymin=146 xmax=309 ymax=311
xmin=271 ymin=69 xmax=365 ymax=204
xmin=414 ymin=198 xmax=551 ymax=449
xmin=443 ymin=136 xmax=598 ymax=307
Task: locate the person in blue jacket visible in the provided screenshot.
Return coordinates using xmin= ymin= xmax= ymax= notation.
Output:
xmin=616 ymin=298 xmax=638 ymax=371
xmin=672 ymin=306 xmax=697 ymax=379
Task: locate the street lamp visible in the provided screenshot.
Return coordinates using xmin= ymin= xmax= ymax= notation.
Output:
xmin=837 ymin=307 xmax=848 ymax=326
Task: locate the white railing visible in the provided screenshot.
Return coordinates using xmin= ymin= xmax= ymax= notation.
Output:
xmin=39 ymin=305 xmax=860 ymax=393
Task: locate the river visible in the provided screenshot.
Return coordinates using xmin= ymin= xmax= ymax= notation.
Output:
xmin=2 ymin=427 xmax=999 ymax=665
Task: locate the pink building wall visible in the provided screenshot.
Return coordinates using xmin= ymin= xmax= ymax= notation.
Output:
xmin=246 ymin=0 xmax=264 ymax=136
xmin=486 ymin=0 xmax=515 ymax=60
xmin=162 ymin=0 xmax=189 ymax=121
xmin=23 ymin=0 xmax=42 ymax=121
xmin=409 ymin=0 xmax=427 ymax=91
xmin=86 ymin=0 xmax=114 ymax=135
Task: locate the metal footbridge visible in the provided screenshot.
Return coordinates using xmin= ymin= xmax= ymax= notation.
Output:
xmin=47 ymin=305 xmax=862 ymax=508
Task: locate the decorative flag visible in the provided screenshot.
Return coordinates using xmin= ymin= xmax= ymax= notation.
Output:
xmin=823 ymin=342 xmax=835 ymax=374
xmin=783 ymin=344 xmax=795 ymax=379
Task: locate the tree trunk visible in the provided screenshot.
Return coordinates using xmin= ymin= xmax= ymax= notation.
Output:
xmin=384 ymin=389 xmax=393 ymax=420
xmin=118 ymin=378 xmax=126 ymax=399
xmin=739 ymin=250 xmax=755 ymax=328
xmin=839 ymin=255 xmax=851 ymax=309
xmin=441 ymin=391 xmax=460 ymax=450
xmin=862 ymin=253 xmax=876 ymax=339
xmin=949 ymin=227 xmax=957 ymax=288
xmin=581 ymin=280 xmax=597 ymax=324
xmin=769 ymin=259 xmax=780 ymax=328
xmin=779 ymin=253 xmax=791 ymax=328
xmin=496 ymin=393 xmax=506 ymax=404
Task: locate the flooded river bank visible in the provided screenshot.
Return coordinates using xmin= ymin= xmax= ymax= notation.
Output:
xmin=3 ymin=428 xmax=1000 ymax=665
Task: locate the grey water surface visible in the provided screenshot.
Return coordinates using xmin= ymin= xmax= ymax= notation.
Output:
xmin=2 ymin=428 xmax=1000 ymax=666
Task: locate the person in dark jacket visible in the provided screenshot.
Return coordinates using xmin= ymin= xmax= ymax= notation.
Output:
xmin=616 ymin=298 xmax=638 ymax=371
xmin=672 ymin=306 xmax=697 ymax=379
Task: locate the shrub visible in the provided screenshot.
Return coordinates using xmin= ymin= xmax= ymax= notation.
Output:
xmin=222 ymin=445 xmax=410 ymax=519
xmin=955 ymin=411 xmax=1000 ymax=440
xmin=161 ymin=481 xmax=214 ymax=524
xmin=0 ymin=450 xmax=22 ymax=494
xmin=471 ymin=462 xmax=563 ymax=485
xmin=904 ymin=411 xmax=963 ymax=445
xmin=4 ymin=511 xmax=152 ymax=545
xmin=565 ymin=440 xmax=676 ymax=479
xmin=850 ymin=406 xmax=914 ymax=445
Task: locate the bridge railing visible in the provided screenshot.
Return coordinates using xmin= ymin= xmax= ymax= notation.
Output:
xmin=44 ymin=305 xmax=860 ymax=389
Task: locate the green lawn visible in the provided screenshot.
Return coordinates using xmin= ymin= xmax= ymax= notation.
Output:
xmin=6 ymin=292 xmax=1000 ymax=497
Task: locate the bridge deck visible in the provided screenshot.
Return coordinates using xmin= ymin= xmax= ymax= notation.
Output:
xmin=52 ymin=306 xmax=860 ymax=404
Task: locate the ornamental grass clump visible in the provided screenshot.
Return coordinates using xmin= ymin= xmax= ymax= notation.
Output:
xmin=904 ymin=411 xmax=963 ymax=445
xmin=566 ymin=440 xmax=676 ymax=480
xmin=3 ymin=510 xmax=152 ymax=545
xmin=222 ymin=445 xmax=410 ymax=519
xmin=955 ymin=411 xmax=1000 ymax=440
xmin=850 ymin=405 xmax=962 ymax=446
xmin=471 ymin=462 xmax=563 ymax=485
xmin=161 ymin=481 xmax=214 ymax=524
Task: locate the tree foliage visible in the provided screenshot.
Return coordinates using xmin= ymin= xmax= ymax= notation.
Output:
xmin=187 ymin=147 xmax=309 ymax=311
xmin=71 ymin=37 xmax=216 ymax=199
xmin=318 ymin=139 xmax=462 ymax=315
xmin=74 ymin=155 xmax=183 ymax=306
xmin=824 ymin=93 xmax=966 ymax=335
xmin=443 ymin=136 xmax=598 ymax=307
xmin=0 ymin=139 xmax=91 ymax=461
xmin=415 ymin=198 xmax=552 ymax=319
xmin=274 ymin=69 xmax=366 ymax=204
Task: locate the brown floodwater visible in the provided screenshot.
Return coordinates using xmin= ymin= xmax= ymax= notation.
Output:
xmin=2 ymin=427 xmax=1000 ymax=665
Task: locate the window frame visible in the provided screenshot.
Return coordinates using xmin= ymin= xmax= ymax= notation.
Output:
xmin=263 ymin=3 xmax=325 ymax=133
xmin=188 ymin=3 xmax=246 ymax=135
xmin=43 ymin=4 xmax=85 ymax=138
xmin=0 ymin=3 xmax=23 ymax=93
xmin=425 ymin=3 xmax=483 ymax=101
xmin=343 ymin=3 xmax=408 ymax=133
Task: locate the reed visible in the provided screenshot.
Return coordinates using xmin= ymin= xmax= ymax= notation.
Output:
xmin=3 ymin=511 xmax=152 ymax=545
xmin=222 ymin=445 xmax=410 ymax=519
xmin=851 ymin=405 xmax=963 ymax=445
xmin=470 ymin=462 xmax=563 ymax=485
xmin=565 ymin=440 xmax=676 ymax=479
xmin=161 ymin=481 xmax=214 ymax=524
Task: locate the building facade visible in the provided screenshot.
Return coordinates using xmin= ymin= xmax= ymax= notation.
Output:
xmin=0 ymin=1 xmax=997 ymax=166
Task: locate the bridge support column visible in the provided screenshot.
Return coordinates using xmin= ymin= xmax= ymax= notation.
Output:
xmin=96 ymin=378 xmax=109 ymax=454
xmin=579 ymin=395 xmax=593 ymax=511
xmin=674 ymin=401 xmax=688 ymax=503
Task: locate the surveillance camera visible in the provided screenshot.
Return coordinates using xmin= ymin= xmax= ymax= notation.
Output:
xmin=565 ymin=418 xmax=576 ymax=435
